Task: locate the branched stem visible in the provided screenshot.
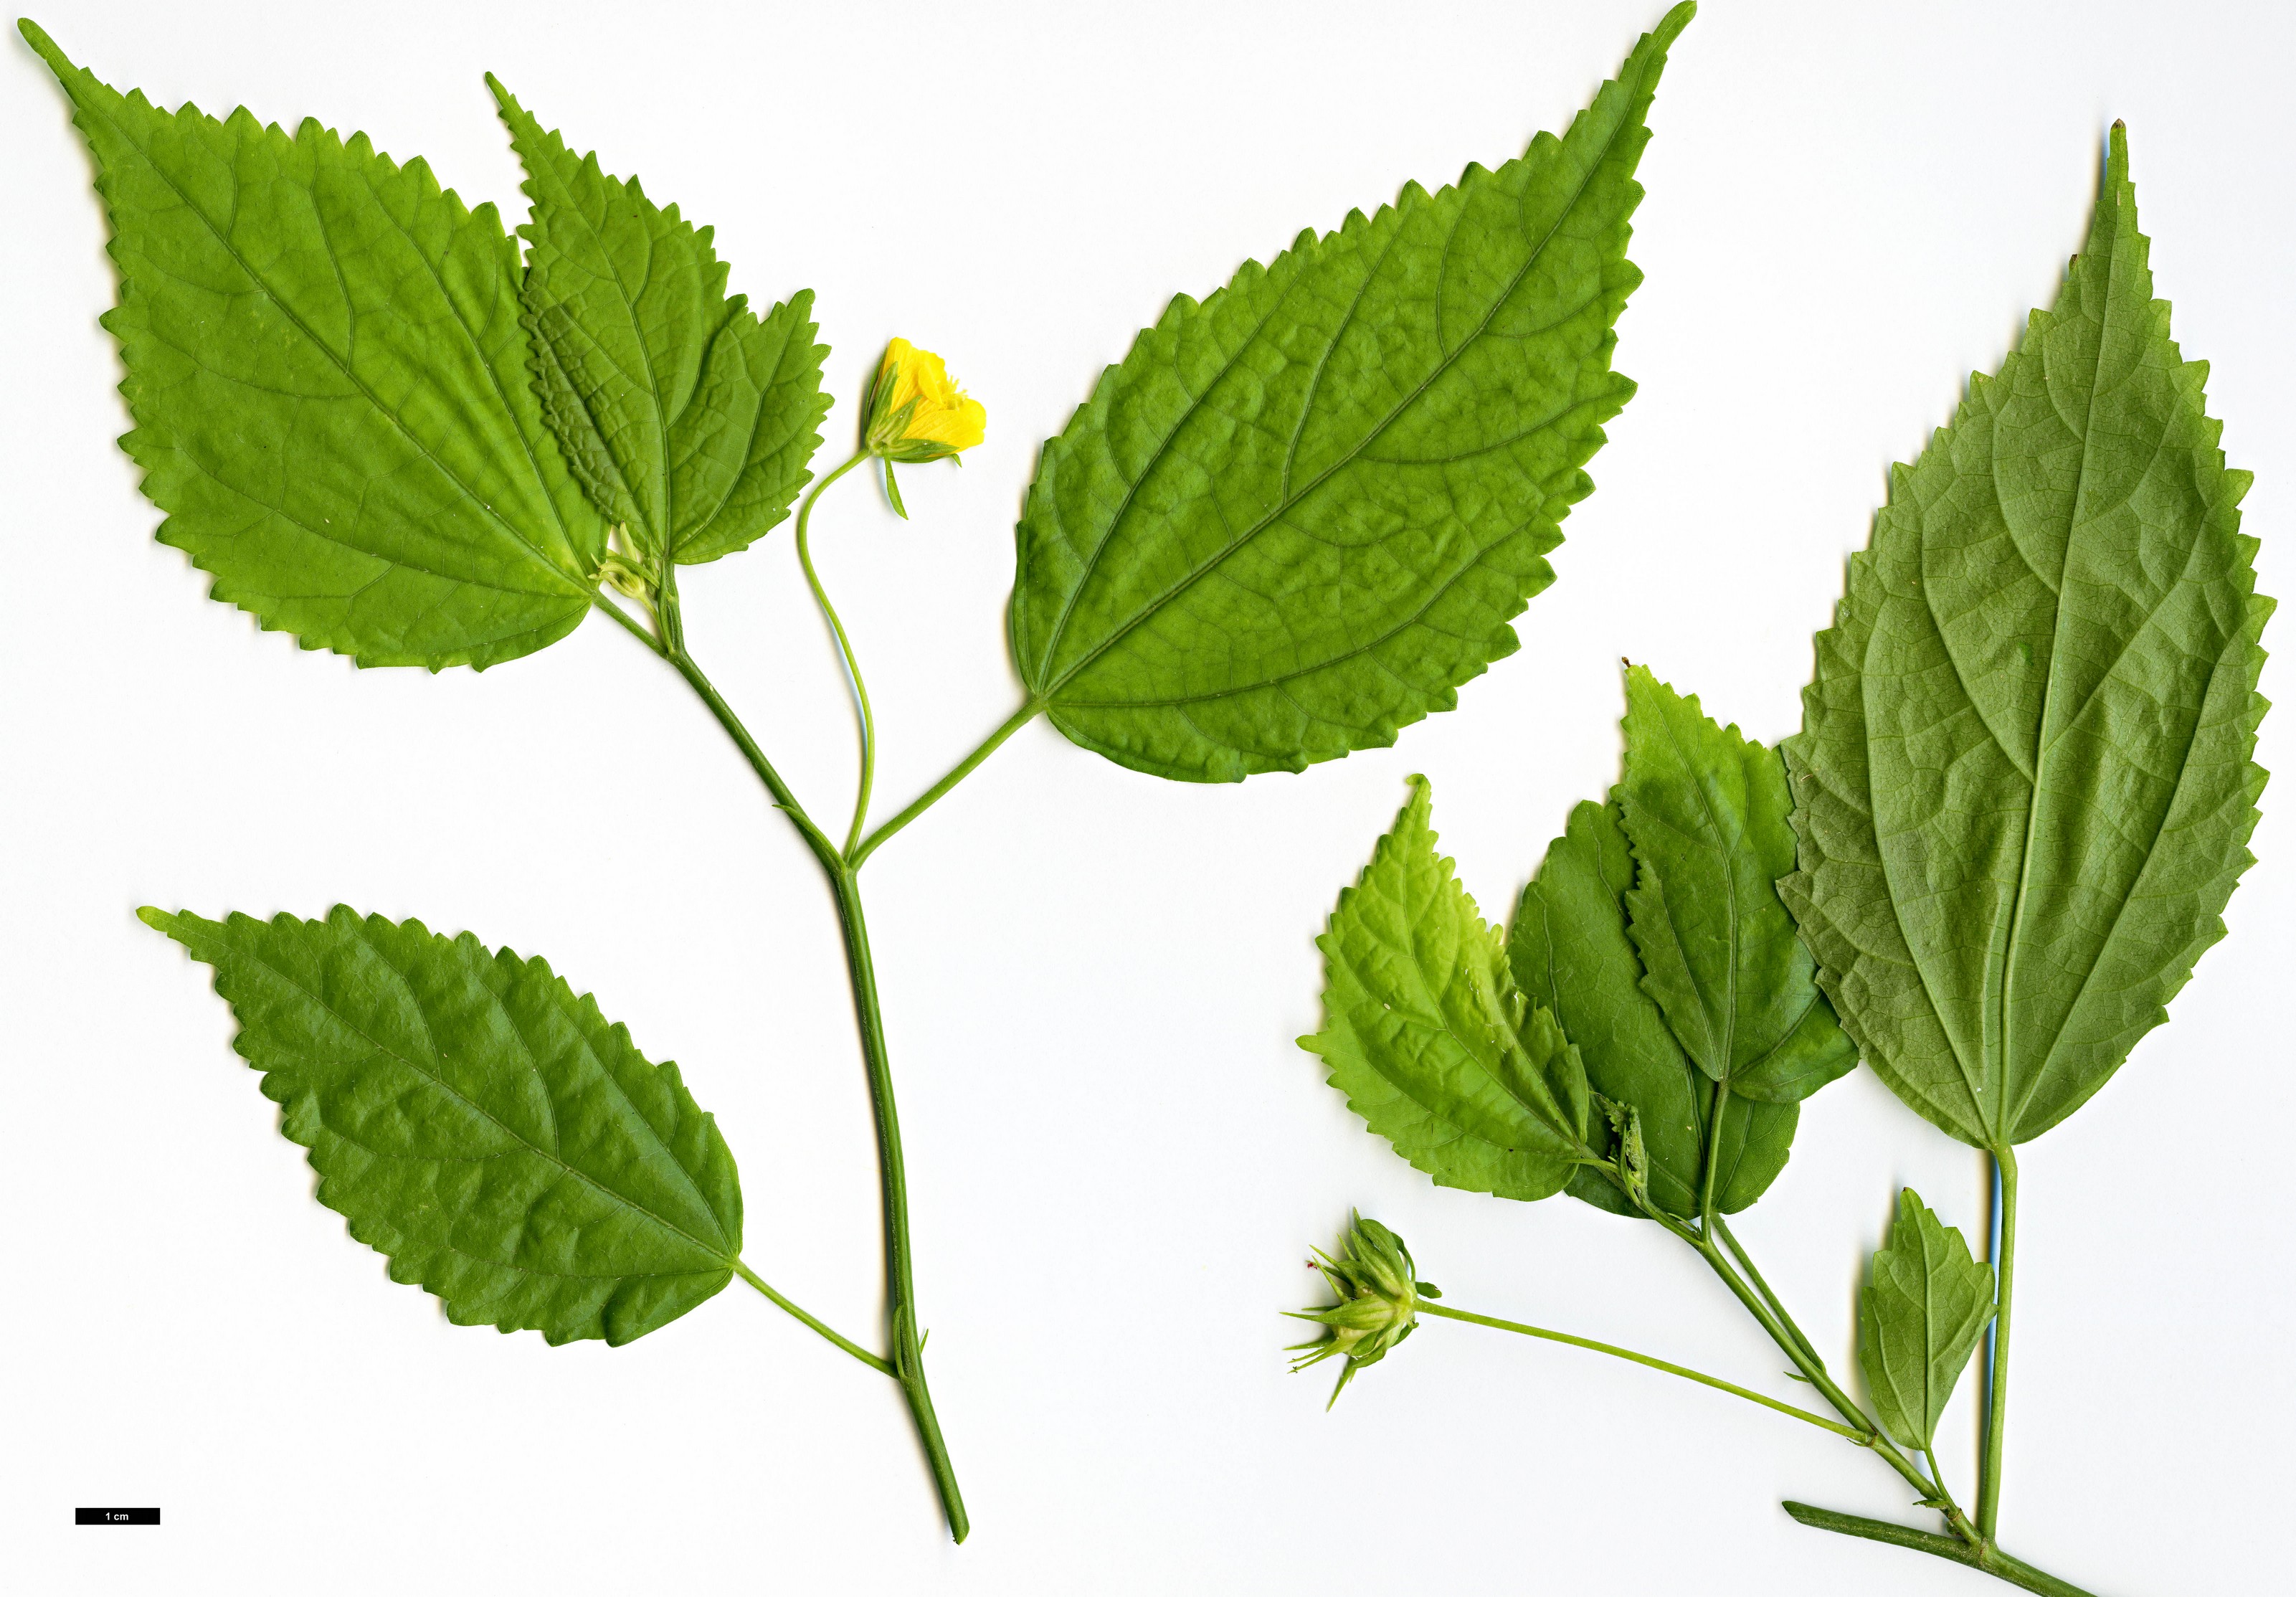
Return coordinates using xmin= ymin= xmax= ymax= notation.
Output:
xmin=1418 ymin=1301 xmax=1859 ymax=1439
xmin=611 ymin=617 xmax=971 ymax=1541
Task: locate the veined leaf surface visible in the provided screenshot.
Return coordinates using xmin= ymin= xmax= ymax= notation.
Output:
xmin=1509 ymin=797 xmax=1798 ymax=1219
xmin=1781 ymin=126 xmax=2272 ymax=1148
xmin=492 ymin=82 xmax=830 ymax=566
xmin=1011 ymin=5 xmax=1693 ymax=781
xmin=1857 ymin=1190 xmax=1996 ymax=1451
xmin=145 ymin=906 xmax=744 ymax=1346
xmin=25 ymin=22 xmax=604 ymax=669
xmin=1618 ymin=668 xmax=1854 ymax=1104
xmin=1302 ymin=777 xmax=1593 ymax=1201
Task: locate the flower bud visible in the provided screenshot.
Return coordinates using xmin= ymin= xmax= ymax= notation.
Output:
xmin=1286 ymin=1212 xmax=1436 ymax=1407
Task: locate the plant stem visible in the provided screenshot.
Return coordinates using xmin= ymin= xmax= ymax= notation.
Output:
xmin=848 ymin=698 xmax=1044 ymax=869
xmin=1782 ymin=1502 xmax=2097 ymax=1597
xmin=731 ymin=1259 xmax=896 ymax=1376
xmin=1681 ymin=1225 xmax=1973 ymax=1530
xmin=1714 ymin=1214 xmax=1826 ymax=1375
xmin=824 ymin=863 xmax=969 ymax=1542
xmin=789 ymin=451 xmax=878 ymax=857
xmin=662 ymin=648 xmax=841 ymax=870
xmin=1979 ymin=1143 xmax=2021 ymax=1539
xmin=643 ymin=636 xmax=968 ymax=1542
xmin=1418 ymin=1301 xmax=1860 ymax=1439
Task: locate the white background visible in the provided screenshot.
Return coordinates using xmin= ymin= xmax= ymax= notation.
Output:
xmin=3 ymin=2 xmax=2289 ymax=1592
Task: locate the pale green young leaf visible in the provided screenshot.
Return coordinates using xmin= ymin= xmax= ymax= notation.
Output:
xmin=143 ymin=906 xmax=743 ymax=1346
xmin=1857 ymin=1189 xmax=1996 ymax=1451
xmin=491 ymin=82 xmax=831 ymax=566
xmin=24 ymin=22 xmax=604 ymax=669
xmin=1618 ymin=667 xmax=1855 ymax=1104
xmin=1781 ymin=126 xmax=2272 ymax=1148
xmin=1509 ymin=797 xmax=1798 ymax=1219
xmin=1301 ymin=777 xmax=1593 ymax=1201
xmin=1010 ymin=4 xmax=1694 ymax=782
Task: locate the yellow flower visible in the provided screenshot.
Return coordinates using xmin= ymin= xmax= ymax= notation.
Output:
xmin=864 ymin=338 xmax=987 ymax=464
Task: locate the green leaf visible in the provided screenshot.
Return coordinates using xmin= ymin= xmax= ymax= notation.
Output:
xmin=24 ymin=22 xmax=604 ymax=669
xmin=1301 ymin=776 xmax=1594 ymax=1201
xmin=1509 ymin=797 xmax=1799 ymax=1219
xmin=1010 ymin=4 xmax=1694 ymax=782
xmin=143 ymin=906 xmax=744 ymax=1346
xmin=1618 ymin=667 xmax=1855 ymax=1104
xmin=1780 ymin=125 xmax=2272 ymax=1148
xmin=1857 ymin=1189 xmax=1995 ymax=1451
xmin=490 ymin=80 xmax=831 ymax=566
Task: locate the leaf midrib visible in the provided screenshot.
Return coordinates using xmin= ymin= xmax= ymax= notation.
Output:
xmin=227 ymin=924 xmax=736 ymax=1272
xmin=1987 ymin=190 xmax=2127 ymax=1150
xmin=1035 ymin=81 xmax=1638 ymax=703
xmin=95 ymin=90 xmax=585 ymax=600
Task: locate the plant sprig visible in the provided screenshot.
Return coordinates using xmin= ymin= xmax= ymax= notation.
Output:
xmin=1292 ymin=120 xmax=2267 ymax=1596
xmin=22 ymin=3 xmax=1697 ymax=1544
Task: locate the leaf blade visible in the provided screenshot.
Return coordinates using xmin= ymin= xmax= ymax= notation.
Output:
xmin=1011 ymin=4 xmax=1693 ymax=780
xmin=1781 ymin=126 xmax=2272 ymax=1147
xmin=1618 ymin=666 xmax=1855 ymax=1104
xmin=491 ymin=80 xmax=830 ymax=566
xmin=1509 ymin=797 xmax=1800 ymax=1218
xmin=145 ymin=906 xmax=743 ymax=1346
xmin=1302 ymin=777 xmax=1593 ymax=1201
xmin=26 ymin=23 xmax=604 ymax=668
xmin=1857 ymin=1189 xmax=1995 ymax=1451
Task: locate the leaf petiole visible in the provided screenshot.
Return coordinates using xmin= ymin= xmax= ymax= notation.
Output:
xmin=1978 ymin=1144 xmax=2020 ymax=1537
xmin=1418 ymin=1300 xmax=1861 ymax=1439
xmin=731 ymin=1259 xmax=895 ymax=1377
xmin=592 ymin=589 xmax=668 ymax=658
xmin=848 ymin=697 xmax=1044 ymax=870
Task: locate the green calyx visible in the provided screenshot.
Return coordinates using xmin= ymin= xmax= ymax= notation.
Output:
xmin=1287 ymin=1213 xmax=1439 ymax=1406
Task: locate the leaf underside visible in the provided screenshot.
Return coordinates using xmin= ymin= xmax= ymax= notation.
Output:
xmin=491 ymin=80 xmax=831 ymax=567
xmin=1781 ymin=125 xmax=2272 ymax=1149
xmin=1857 ymin=1189 xmax=1996 ymax=1451
xmin=25 ymin=22 xmax=604 ymax=669
xmin=145 ymin=906 xmax=743 ymax=1345
xmin=1302 ymin=776 xmax=1593 ymax=1202
xmin=1616 ymin=667 xmax=1855 ymax=1105
xmin=1011 ymin=4 xmax=1693 ymax=782
xmin=1509 ymin=797 xmax=1797 ymax=1218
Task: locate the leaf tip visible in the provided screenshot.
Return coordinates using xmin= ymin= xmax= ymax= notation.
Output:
xmin=135 ymin=905 xmax=176 ymax=935
xmin=17 ymin=15 xmax=66 ymax=68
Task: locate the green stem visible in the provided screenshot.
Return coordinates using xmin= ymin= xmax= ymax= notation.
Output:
xmin=1419 ymin=1301 xmax=1859 ymax=1439
xmin=1681 ymin=1225 xmax=1979 ymax=1537
xmin=848 ymin=698 xmax=1044 ymax=871
xmin=1714 ymin=1214 xmax=1826 ymax=1375
xmin=1979 ymin=1143 xmax=2021 ymax=1539
xmin=789 ymin=451 xmax=877 ymax=857
xmin=662 ymin=648 xmax=840 ymax=870
xmin=1782 ymin=1502 xmax=2098 ymax=1596
xmin=647 ymin=639 xmax=967 ymax=1542
xmin=731 ymin=1259 xmax=895 ymax=1376
xmin=825 ymin=863 xmax=969 ymax=1542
